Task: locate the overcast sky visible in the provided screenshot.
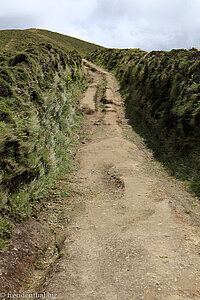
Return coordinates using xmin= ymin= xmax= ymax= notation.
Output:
xmin=1 ymin=0 xmax=200 ymax=51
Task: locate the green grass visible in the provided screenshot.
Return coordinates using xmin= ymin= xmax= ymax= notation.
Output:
xmin=0 ymin=28 xmax=105 ymax=56
xmin=0 ymin=27 xmax=103 ymax=250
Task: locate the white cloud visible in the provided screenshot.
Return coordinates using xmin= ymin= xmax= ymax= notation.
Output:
xmin=0 ymin=0 xmax=200 ymax=50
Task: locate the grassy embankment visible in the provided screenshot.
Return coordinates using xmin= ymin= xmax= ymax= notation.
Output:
xmin=0 ymin=29 xmax=104 ymax=250
xmin=88 ymin=48 xmax=200 ymax=197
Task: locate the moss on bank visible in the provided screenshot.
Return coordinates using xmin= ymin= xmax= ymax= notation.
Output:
xmin=88 ymin=48 xmax=200 ymax=197
xmin=0 ymin=43 xmax=86 ymax=250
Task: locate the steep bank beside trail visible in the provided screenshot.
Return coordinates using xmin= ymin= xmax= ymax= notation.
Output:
xmin=88 ymin=48 xmax=200 ymax=196
xmin=0 ymin=43 xmax=85 ymax=249
xmin=0 ymin=27 xmax=106 ymax=292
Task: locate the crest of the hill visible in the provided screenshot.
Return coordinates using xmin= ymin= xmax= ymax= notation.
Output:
xmin=0 ymin=28 xmax=105 ymax=56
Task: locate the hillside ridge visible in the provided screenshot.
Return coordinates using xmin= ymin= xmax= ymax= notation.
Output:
xmin=0 ymin=28 xmax=105 ymax=56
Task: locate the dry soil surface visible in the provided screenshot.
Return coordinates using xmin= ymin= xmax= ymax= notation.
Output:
xmin=39 ymin=60 xmax=200 ymax=299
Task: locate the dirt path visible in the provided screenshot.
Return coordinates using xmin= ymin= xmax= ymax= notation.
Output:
xmin=40 ymin=61 xmax=200 ymax=299
xmin=5 ymin=38 xmax=15 ymax=49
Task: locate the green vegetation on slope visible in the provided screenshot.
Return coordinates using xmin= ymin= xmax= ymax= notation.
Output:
xmin=0 ymin=27 xmax=102 ymax=249
xmin=88 ymin=48 xmax=200 ymax=196
xmin=0 ymin=28 xmax=104 ymax=56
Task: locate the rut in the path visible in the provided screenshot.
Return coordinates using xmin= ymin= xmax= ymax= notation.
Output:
xmin=36 ymin=61 xmax=200 ymax=300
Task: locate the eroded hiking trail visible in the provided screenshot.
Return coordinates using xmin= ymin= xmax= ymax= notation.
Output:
xmin=35 ymin=61 xmax=200 ymax=299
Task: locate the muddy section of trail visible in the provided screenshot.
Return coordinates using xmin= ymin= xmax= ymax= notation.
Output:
xmin=28 ymin=60 xmax=200 ymax=299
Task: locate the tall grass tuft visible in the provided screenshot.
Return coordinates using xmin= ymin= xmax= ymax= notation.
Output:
xmin=0 ymin=43 xmax=85 ymax=249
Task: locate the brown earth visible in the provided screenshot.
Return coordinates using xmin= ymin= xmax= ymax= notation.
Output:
xmin=1 ymin=60 xmax=200 ymax=299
